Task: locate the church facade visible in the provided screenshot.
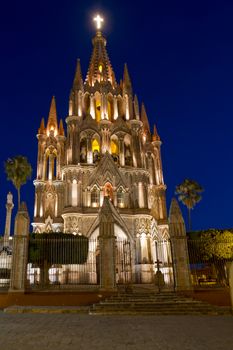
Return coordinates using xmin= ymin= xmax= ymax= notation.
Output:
xmin=32 ymin=28 xmax=172 ymax=284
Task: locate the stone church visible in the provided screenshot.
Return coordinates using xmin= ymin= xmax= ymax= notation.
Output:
xmin=31 ymin=20 xmax=190 ymax=287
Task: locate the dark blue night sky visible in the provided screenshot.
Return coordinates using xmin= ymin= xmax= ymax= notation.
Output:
xmin=0 ymin=0 xmax=232 ymax=233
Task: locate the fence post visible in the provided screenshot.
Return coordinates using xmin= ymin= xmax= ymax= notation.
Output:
xmin=9 ymin=202 xmax=30 ymax=293
xmin=99 ymin=197 xmax=116 ymax=291
xmin=169 ymin=198 xmax=192 ymax=291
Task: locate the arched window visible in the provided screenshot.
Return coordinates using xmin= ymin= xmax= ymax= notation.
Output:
xmin=80 ymin=138 xmax=87 ymax=163
xmin=91 ymin=187 xmax=99 ymax=207
xmin=95 ymin=98 xmax=101 ymax=122
xmin=117 ymin=188 xmax=124 ymax=208
xmin=110 ymin=137 xmax=119 ymax=163
xmin=92 ymin=138 xmax=100 ymax=163
xmin=124 ymin=135 xmax=132 ymax=166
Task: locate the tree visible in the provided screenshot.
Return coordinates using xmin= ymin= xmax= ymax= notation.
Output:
xmin=175 ymin=179 xmax=203 ymax=231
xmin=187 ymin=229 xmax=233 ymax=285
xmin=4 ymin=155 xmax=32 ymax=209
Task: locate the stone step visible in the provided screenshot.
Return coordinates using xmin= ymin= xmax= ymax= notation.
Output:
xmin=89 ymin=310 xmax=227 ymax=316
xmin=4 ymin=306 xmax=89 ymax=314
xmin=90 ymin=292 xmax=232 ymax=316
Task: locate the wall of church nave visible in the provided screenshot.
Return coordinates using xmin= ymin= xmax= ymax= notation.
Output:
xmin=62 ymin=214 xmax=97 ymax=236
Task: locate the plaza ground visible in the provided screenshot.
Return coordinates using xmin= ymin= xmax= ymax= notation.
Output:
xmin=0 ymin=313 xmax=232 ymax=350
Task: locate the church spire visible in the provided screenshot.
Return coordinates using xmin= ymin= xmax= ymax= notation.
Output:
xmin=73 ymin=59 xmax=83 ymax=91
xmin=123 ymin=63 xmax=132 ymax=95
xmin=141 ymin=103 xmax=150 ymax=134
xmin=85 ymin=30 xmax=116 ymax=86
xmin=47 ymin=96 xmax=58 ymax=134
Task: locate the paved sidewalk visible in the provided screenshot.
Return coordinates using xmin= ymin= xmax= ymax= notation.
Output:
xmin=0 ymin=313 xmax=232 ymax=350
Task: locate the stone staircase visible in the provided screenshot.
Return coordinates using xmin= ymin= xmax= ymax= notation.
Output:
xmin=90 ymin=291 xmax=232 ymax=315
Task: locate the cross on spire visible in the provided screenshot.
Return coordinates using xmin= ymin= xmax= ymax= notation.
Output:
xmin=93 ymin=14 xmax=104 ymax=30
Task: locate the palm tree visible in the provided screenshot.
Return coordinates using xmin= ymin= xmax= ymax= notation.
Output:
xmin=175 ymin=179 xmax=204 ymax=231
xmin=4 ymin=156 xmax=32 ymax=210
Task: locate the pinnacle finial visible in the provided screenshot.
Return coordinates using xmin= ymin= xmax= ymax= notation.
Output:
xmin=123 ymin=63 xmax=132 ymax=95
xmin=152 ymin=124 xmax=160 ymax=141
xmin=38 ymin=117 xmax=46 ymax=134
xmin=58 ymin=119 xmax=65 ymax=136
xmin=141 ymin=103 xmax=150 ymax=133
xmin=73 ymin=58 xmax=83 ymax=91
xmin=169 ymin=198 xmax=184 ymax=223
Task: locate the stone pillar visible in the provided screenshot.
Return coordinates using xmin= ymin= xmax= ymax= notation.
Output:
xmin=4 ymin=192 xmax=14 ymax=246
xmin=169 ymin=198 xmax=192 ymax=291
xmin=118 ymin=135 xmax=125 ymax=167
xmin=9 ymin=202 xmax=30 ymax=292
xmin=113 ymin=96 xmax=118 ymax=120
xmin=99 ymin=196 xmax=116 ymax=291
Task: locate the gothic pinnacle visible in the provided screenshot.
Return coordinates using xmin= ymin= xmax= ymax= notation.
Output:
xmin=123 ymin=63 xmax=132 ymax=95
xmin=169 ymin=198 xmax=185 ymax=225
xmin=58 ymin=119 xmax=65 ymax=136
xmin=38 ymin=117 xmax=46 ymax=134
xmin=152 ymin=124 xmax=160 ymax=141
xmin=73 ymin=58 xmax=83 ymax=91
xmin=47 ymin=96 xmax=58 ymax=133
xmin=134 ymin=94 xmax=140 ymax=120
xmin=141 ymin=103 xmax=150 ymax=134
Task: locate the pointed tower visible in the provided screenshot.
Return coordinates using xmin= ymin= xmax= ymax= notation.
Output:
xmin=123 ymin=63 xmax=133 ymax=96
xmin=73 ymin=59 xmax=83 ymax=91
xmin=85 ymin=31 xmax=116 ymax=86
xmin=169 ymin=198 xmax=192 ymax=290
xmin=38 ymin=118 xmax=46 ymax=135
xmin=141 ymin=103 xmax=150 ymax=135
xmin=47 ymin=96 xmax=58 ymax=135
xmin=58 ymin=119 xmax=65 ymax=136
xmin=33 ymin=96 xmax=65 ymax=233
xmin=69 ymin=59 xmax=84 ymax=117
xmin=152 ymin=124 xmax=160 ymax=142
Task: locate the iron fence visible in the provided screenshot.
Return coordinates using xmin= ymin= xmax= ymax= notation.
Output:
xmin=116 ymin=239 xmax=132 ymax=284
xmin=0 ymin=238 xmax=13 ymax=289
xmin=27 ymin=236 xmax=99 ymax=289
xmin=187 ymin=238 xmax=233 ymax=287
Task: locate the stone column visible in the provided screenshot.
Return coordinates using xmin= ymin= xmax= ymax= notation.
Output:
xmin=113 ymin=96 xmax=118 ymax=120
xmin=118 ymin=135 xmax=125 ymax=167
xmin=4 ymin=192 xmax=14 ymax=246
xmin=9 ymin=202 xmax=30 ymax=293
xmin=169 ymin=198 xmax=192 ymax=291
xmin=99 ymin=196 xmax=116 ymax=291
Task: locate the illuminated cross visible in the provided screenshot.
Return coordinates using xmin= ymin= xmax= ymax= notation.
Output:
xmin=93 ymin=14 xmax=104 ymax=30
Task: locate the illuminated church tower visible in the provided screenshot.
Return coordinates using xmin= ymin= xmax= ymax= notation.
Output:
xmin=32 ymin=16 xmax=170 ymax=283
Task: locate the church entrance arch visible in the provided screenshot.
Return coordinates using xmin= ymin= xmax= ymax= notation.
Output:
xmin=89 ymin=225 xmax=132 ymax=285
